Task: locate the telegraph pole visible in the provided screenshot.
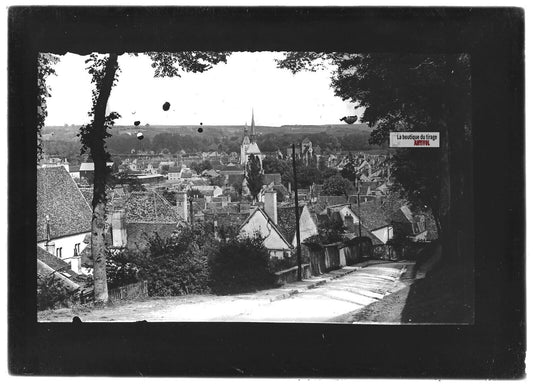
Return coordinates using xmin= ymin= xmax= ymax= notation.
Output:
xmin=188 ymin=195 xmax=194 ymax=228
xmin=292 ymin=143 xmax=302 ymax=281
xmin=356 ymin=175 xmax=362 ymax=259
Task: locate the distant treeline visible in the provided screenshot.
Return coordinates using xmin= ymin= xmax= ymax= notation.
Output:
xmin=104 ymin=130 xmax=381 ymax=154
xmin=43 ymin=129 xmax=383 ymax=160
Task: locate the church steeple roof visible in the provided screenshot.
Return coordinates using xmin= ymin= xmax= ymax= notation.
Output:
xmin=250 ymin=109 xmax=255 ymax=141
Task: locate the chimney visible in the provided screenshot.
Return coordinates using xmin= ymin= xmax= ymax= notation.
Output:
xmin=264 ymin=190 xmax=278 ymax=224
xmin=344 ymin=214 xmax=355 ymax=232
xmin=45 ymin=241 xmax=56 ymax=256
xmin=175 ymin=191 xmax=188 ymax=222
xmin=44 ymin=215 xmax=55 ymax=255
xmin=111 ymin=210 xmax=128 ymax=247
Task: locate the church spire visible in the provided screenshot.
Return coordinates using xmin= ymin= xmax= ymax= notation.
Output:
xmin=250 ymin=109 xmax=255 ymax=141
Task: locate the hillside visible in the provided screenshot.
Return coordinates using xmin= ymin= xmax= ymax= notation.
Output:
xmin=42 ymin=123 xmax=374 ymax=142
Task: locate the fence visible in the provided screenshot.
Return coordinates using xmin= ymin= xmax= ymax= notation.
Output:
xmin=108 ymin=280 xmax=148 ymax=302
xmin=303 ymin=239 xmax=433 ymax=277
xmin=275 ymin=264 xmax=312 ymax=285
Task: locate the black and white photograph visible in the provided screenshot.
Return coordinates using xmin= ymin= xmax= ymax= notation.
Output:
xmin=35 ymin=50 xmax=475 ymax=324
xmin=8 ymin=6 xmax=525 ymax=377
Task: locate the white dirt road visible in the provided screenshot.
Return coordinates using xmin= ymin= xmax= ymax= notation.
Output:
xmin=39 ymin=261 xmax=413 ymax=323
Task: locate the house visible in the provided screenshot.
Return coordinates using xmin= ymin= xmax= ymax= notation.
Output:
xmin=39 ymin=157 xmax=70 ymax=172
xmin=192 ymin=185 xmax=223 ymax=197
xmin=219 ymin=169 xmax=245 ymax=188
xmin=69 ymin=164 xmax=80 ymax=180
xmin=390 ymin=205 xmax=429 ymax=241
xmin=167 ymin=166 xmax=181 ymax=181
xmin=315 ymin=195 xmax=349 ymax=212
xmin=239 ymin=207 xmax=292 ymax=259
xmin=37 ymin=167 xmax=93 ymax=273
xmin=355 ymin=199 xmax=395 ymax=244
xmin=79 ymin=162 xmax=114 ymax=183
xmin=108 ymin=190 xmax=186 ymax=250
xmin=202 ymin=169 xmax=220 ymax=178
xmin=37 ymin=246 xmax=92 ymax=298
xmin=277 ymin=204 xmax=319 ymax=247
xmin=317 ymin=204 xmax=383 ymax=245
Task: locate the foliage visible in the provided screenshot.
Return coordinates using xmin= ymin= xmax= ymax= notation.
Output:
xmin=132 ymin=228 xmax=214 ymax=296
xmin=294 ymin=164 xmax=324 ymax=189
xmin=272 ymin=184 xmax=288 ymax=202
xmin=340 ymin=153 xmax=357 ymax=181
xmin=41 ymin=140 xmax=80 ymax=163
xmin=78 ymin=54 xmax=121 ymax=163
xmin=190 ymin=160 xmax=212 ymax=174
xmin=208 ymin=234 xmax=277 ymax=295
xmin=209 ymin=174 xmax=226 ymax=187
xmin=268 ymin=252 xmax=310 ymax=272
xmin=231 ymin=182 xmax=243 ymax=196
xmin=37 ymin=53 xmax=60 ymax=162
xmin=105 ymin=250 xmax=140 ymax=290
xmin=38 ymin=51 xmax=233 ymax=303
xmin=307 ymin=214 xmax=346 ymax=245
xmin=263 ymin=156 xmax=290 ymax=175
xmin=278 ymin=52 xmax=473 ymax=258
xmin=111 ymin=170 xmax=146 ymax=192
xmin=101 ymin=129 xmax=381 ymax=158
xmin=161 ymin=189 xmax=177 ymax=205
xmin=245 ymin=154 xmax=263 ymax=201
xmin=391 ymin=149 xmax=441 ymax=230
xmin=322 ymin=174 xmax=353 ymax=196
xmin=146 ymin=51 xmax=231 ymax=77
xmin=37 ymin=274 xmax=79 ymax=311
xmin=187 ymin=188 xmax=204 ymax=198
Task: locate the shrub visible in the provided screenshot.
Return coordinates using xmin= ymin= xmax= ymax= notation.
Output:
xmin=133 ymin=227 xmax=213 ymax=296
xmin=37 ymin=274 xmax=79 ymax=311
xmin=268 ymin=252 xmax=310 ymax=272
xmin=208 ymin=234 xmax=278 ymax=295
xmin=106 ymin=250 xmax=140 ymax=290
xmin=322 ymin=174 xmax=353 ymax=196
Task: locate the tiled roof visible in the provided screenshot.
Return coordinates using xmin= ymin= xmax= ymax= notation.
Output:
xmin=276 ymin=205 xmax=304 ymax=243
xmin=354 ymin=199 xmax=397 ymax=230
xmin=205 ymin=212 xmax=249 ymax=230
xmin=37 ymin=246 xmax=89 ymax=289
xmin=79 ymin=162 xmax=113 ymax=171
xmin=272 ymin=184 xmax=289 ymax=197
xmin=345 ymin=227 xmax=384 ymax=245
xmin=124 ymin=191 xmax=180 ymax=223
xmin=80 ymin=187 xmax=117 ymax=210
xmin=314 ymin=195 xmax=349 ymax=212
xmin=391 ymin=205 xmax=413 ymax=224
xmin=37 ymin=167 xmax=93 ymax=242
xmin=37 ymin=246 xmax=70 ymax=271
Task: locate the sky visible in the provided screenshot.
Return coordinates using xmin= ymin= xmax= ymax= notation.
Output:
xmin=44 ymin=51 xmax=362 ymax=127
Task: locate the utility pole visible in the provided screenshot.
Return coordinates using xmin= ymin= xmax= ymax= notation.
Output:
xmin=356 ymin=175 xmax=362 ymax=238
xmin=356 ymin=175 xmax=362 ymax=259
xmin=188 ymin=195 xmax=194 ymax=228
xmin=292 ymin=143 xmax=302 ymax=281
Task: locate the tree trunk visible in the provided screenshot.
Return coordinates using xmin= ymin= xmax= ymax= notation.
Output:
xmin=91 ymin=53 xmax=119 ymax=304
xmin=438 ymin=116 xmax=454 ymax=261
